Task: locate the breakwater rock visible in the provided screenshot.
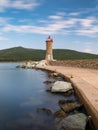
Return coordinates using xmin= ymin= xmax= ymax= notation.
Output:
xmin=56 ymin=113 xmax=87 ymax=130
xmin=51 ymin=81 xmax=72 ymax=93
xmin=17 ymin=60 xmax=48 ymax=68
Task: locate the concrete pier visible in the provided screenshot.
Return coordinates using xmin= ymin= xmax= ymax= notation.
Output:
xmin=40 ymin=65 xmax=98 ymax=130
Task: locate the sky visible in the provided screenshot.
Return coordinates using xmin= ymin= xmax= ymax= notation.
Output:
xmin=0 ymin=0 xmax=98 ymax=54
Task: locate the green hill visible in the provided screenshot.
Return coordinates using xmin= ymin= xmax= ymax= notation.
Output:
xmin=0 ymin=46 xmax=98 ymax=61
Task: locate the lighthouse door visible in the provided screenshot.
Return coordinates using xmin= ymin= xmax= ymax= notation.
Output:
xmin=48 ymin=54 xmax=51 ymax=60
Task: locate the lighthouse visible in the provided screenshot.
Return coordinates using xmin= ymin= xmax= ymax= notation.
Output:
xmin=45 ymin=36 xmax=53 ymax=61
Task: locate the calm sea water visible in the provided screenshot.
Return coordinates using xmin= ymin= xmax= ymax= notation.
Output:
xmin=0 ymin=63 xmax=76 ymax=130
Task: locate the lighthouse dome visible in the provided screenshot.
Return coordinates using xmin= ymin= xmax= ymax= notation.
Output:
xmin=46 ymin=36 xmax=53 ymax=42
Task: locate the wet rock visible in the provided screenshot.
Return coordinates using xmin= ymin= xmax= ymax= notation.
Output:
xmin=36 ymin=108 xmax=53 ymax=116
xmin=44 ymin=80 xmax=54 ymax=84
xmin=56 ymin=113 xmax=87 ymax=130
xmin=16 ymin=63 xmax=26 ymax=68
xmin=58 ymin=99 xmax=74 ymax=106
xmin=64 ymin=90 xmax=74 ymax=96
xmin=55 ymin=118 xmax=63 ymax=125
xmin=60 ymin=102 xmax=82 ymax=113
xmin=46 ymin=86 xmax=52 ymax=92
xmin=49 ymin=72 xmax=59 ymax=77
xmin=51 ymin=81 xmax=73 ymax=93
xmin=54 ymin=109 xmax=67 ymax=118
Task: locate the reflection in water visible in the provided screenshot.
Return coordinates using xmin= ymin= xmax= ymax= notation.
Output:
xmin=0 ymin=63 xmax=77 ymax=130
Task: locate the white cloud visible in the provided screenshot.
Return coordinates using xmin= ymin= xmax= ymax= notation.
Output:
xmin=75 ymin=29 xmax=96 ymax=37
xmin=0 ymin=36 xmax=8 ymax=41
xmin=79 ymin=17 xmax=97 ymax=27
xmin=48 ymin=12 xmax=66 ymax=20
xmin=0 ymin=0 xmax=40 ymax=11
xmin=75 ymin=25 xmax=98 ymax=37
xmin=0 ymin=11 xmax=98 ymax=37
xmin=11 ymin=0 xmax=39 ymax=10
xmin=2 ymin=18 xmax=78 ymax=35
xmin=49 ymin=15 xmax=63 ymax=20
xmin=69 ymin=12 xmax=80 ymax=16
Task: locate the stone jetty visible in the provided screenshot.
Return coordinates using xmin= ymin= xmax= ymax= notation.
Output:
xmin=40 ymin=65 xmax=98 ymax=130
xmin=17 ymin=61 xmax=98 ymax=129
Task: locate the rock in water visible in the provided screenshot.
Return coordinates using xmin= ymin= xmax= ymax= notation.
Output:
xmin=54 ymin=109 xmax=67 ymax=118
xmin=51 ymin=81 xmax=73 ymax=93
xmin=57 ymin=113 xmax=87 ymax=130
xmin=58 ymin=99 xmax=73 ymax=106
xmin=36 ymin=108 xmax=53 ymax=116
xmin=60 ymin=102 xmax=82 ymax=113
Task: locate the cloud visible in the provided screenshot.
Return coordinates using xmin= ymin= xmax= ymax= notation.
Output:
xmin=75 ymin=25 xmax=98 ymax=37
xmin=69 ymin=12 xmax=80 ymax=16
xmin=79 ymin=17 xmax=96 ymax=27
xmin=0 ymin=36 xmax=8 ymax=41
xmin=0 ymin=0 xmax=40 ymax=11
xmin=2 ymin=18 xmax=77 ymax=35
xmin=48 ymin=15 xmax=63 ymax=20
xmin=0 ymin=10 xmax=98 ymax=37
xmin=48 ymin=12 xmax=66 ymax=20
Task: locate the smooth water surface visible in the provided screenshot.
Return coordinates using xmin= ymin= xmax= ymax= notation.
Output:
xmin=0 ymin=63 xmax=76 ymax=130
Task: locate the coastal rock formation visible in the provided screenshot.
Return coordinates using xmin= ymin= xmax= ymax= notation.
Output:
xmin=64 ymin=90 xmax=74 ymax=96
xmin=60 ymin=102 xmax=82 ymax=113
xmin=54 ymin=109 xmax=67 ymax=118
xmin=36 ymin=108 xmax=53 ymax=116
xmin=56 ymin=113 xmax=87 ymax=130
xmin=36 ymin=60 xmax=48 ymax=67
xmin=58 ymin=99 xmax=73 ymax=105
xmin=51 ymin=81 xmax=73 ymax=93
xmin=17 ymin=60 xmax=48 ymax=68
xmin=44 ymin=80 xmax=55 ymax=84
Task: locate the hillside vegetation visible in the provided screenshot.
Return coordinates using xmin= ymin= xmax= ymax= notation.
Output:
xmin=0 ymin=47 xmax=98 ymax=61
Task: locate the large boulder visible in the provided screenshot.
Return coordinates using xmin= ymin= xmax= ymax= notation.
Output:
xmin=51 ymin=81 xmax=73 ymax=93
xmin=36 ymin=60 xmax=48 ymax=67
xmin=56 ymin=113 xmax=87 ymax=130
